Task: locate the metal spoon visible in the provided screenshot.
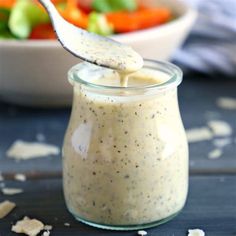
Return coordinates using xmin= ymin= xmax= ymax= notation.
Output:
xmin=38 ymin=0 xmax=143 ymax=72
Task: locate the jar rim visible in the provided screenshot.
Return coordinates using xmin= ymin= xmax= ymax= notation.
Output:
xmin=68 ymin=59 xmax=183 ymax=92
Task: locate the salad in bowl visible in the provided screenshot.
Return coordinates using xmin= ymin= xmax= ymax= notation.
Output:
xmin=0 ymin=0 xmax=172 ymax=39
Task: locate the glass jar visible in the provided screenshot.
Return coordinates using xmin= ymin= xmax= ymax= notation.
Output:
xmin=62 ymin=60 xmax=188 ymax=230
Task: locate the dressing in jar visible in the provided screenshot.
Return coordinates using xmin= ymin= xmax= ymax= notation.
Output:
xmin=63 ymin=59 xmax=188 ymax=230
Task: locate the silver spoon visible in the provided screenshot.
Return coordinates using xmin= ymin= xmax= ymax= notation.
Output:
xmin=38 ymin=0 xmax=143 ymax=72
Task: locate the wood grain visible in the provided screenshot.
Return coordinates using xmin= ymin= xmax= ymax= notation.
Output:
xmin=0 ymin=175 xmax=235 ymax=236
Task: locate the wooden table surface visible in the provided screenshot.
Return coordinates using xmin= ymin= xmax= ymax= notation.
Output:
xmin=0 ymin=76 xmax=236 ymax=236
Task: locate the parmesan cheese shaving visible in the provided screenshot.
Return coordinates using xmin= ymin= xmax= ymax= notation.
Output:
xmin=42 ymin=231 xmax=50 ymax=236
xmin=208 ymin=120 xmax=232 ymax=137
xmin=44 ymin=225 xmax=53 ymax=231
xmin=188 ymin=229 xmax=205 ymax=236
xmin=0 ymin=200 xmax=16 ymax=219
xmin=208 ymin=148 xmax=222 ymax=159
xmin=187 ymin=119 xmax=233 ymax=143
xmin=186 ymin=127 xmax=213 ymax=143
xmin=7 ymin=140 xmax=60 ymax=160
xmin=137 ymin=230 xmax=147 ymax=236
xmin=12 ymin=216 xmax=44 ymax=236
xmin=1 ymin=187 xmax=23 ymax=195
xmin=14 ymin=173 xmax=27 ymax=182
xmin=217 ymin=97 xmax=236 ymax=110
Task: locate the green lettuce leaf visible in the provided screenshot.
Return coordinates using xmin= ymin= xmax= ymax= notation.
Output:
xmin=92 ymin=0 xmax=137 ymax=13
xmin=8 ymin=0 xmax=49 ymax=39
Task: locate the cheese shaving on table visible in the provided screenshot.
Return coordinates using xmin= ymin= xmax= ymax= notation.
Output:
xmin=64 ymin=223 xmax=70 ymax=227
xmin=42 ymin=231 xmax=50 ymax=236
xmin=44 ymin=225 xmax=53 ymax=231
xmin=0 ymin=200 xmax=16 ymax=219
xmin=43 ymin=225 xmax=53 ymax=236
xmin=7 ymin=140 xmax=60 ymax=160
xmin=1 ymin=187 xmax=23 ymax=195
xmin=12 ymin=216 xmax=44 ymax=236
xmin=208 ymin=148 xmax=222 ymax=159
xmin=137 ymin=230 xmax=147 ymax=236
xmin=188 ymin=229 xmax=205 ymax=236
xmin=217 ymin=97 xmax=236 ymax=110
xmin=186 ymin=127 xmax=213 ymax=143
xmin=208 ymin=120 xmax=232 ymax=137
xmin=14 ymin=173 xmax=27 ymax=182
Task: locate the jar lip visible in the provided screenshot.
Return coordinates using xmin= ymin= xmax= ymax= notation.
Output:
xmin=68 ymin=59 xmax=183 ymax=91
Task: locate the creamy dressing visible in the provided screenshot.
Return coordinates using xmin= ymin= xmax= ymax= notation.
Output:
xmin=58 ymin=20 xmax=144 ymax=72
xmin=70 ymin=62 xmax=168 ymax=88
xmin=63 ymin=63 xmax=188 ymax=227
xmin=119 ymin=72 xmax=129 ymax=87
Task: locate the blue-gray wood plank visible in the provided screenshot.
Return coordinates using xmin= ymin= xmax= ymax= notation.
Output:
xmin=0 ymin=175 xmax=235 ymax=236
xmin=0 ymin=77 xmax=236 ymax=175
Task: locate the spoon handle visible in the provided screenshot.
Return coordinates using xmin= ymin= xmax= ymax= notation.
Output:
xmin=38 ymin=0 xmax=61 ymax=21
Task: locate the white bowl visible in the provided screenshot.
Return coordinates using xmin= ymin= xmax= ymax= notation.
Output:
xmin=0 ymin=0 xmax=197 ymax=107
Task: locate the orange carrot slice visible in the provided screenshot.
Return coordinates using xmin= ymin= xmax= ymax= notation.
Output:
xmin=106 ymin=7 xmax=171 ymax=33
